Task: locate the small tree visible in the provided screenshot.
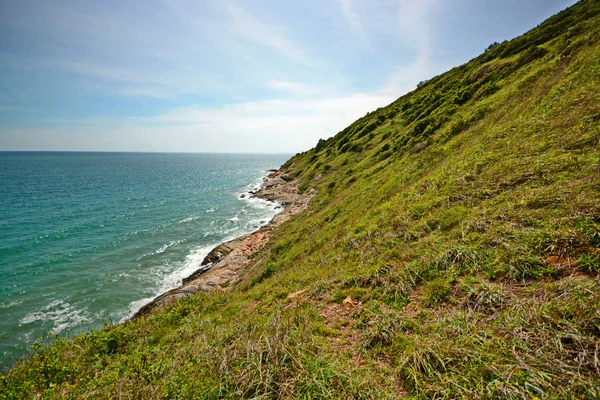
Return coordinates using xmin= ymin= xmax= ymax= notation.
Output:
xmin=315 ymin=138 xmax=327 ymax=153
xmin=485 ymin=41 xmax=500 ymax=52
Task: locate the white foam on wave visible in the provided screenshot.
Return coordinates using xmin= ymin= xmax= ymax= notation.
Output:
xmin=236 ymin=175 xmax=266 ymax=200
xmin=155 ymin=240 xmax=181 ymax=254
xmin=245 ymin=218 xmax=270 ymax=229
xmin=19 ymin=299 xmax=91 ymax=334
xmin=136 ymin=240 xmax=183 ymax=260
xmin=122 ymin=171 xmax=284 ymax=322
xmin=0 ymin=300 xmax=22 ymax=310
xmin=121 ymin=244 xmax=217 ymax=322
xmin=245 ymin=195 xmax=281 ymax=211
xmin=232 ymin=174 xmax=284 ymax=235
xmin=123 ymin=296 xmax=156 ymax=321
xmin=179 ymin=216 xmax=199 ymax=224
xmin=237 ymin=173 xmax=283 ymax=215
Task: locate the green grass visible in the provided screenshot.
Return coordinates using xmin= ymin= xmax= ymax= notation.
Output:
xmin=2 ymin=0 xmax=600 ymax=398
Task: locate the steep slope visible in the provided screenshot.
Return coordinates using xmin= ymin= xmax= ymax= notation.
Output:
xmin=2 ymin=1 xmax=600 ymax=398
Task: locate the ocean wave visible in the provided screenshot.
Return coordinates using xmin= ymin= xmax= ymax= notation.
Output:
xmin=245 ymin=218 xmax=269 ymax=229
xmin=122 ymin=244 xmax=216 ymax=321
xmin=155 ymin=240 xmax=181 ymax=254
xmin=236 ymin=176 xmax=264 ymax=201
xmin=236 ymin=176 xmax=282 ymax=218
xmin=0 ymin=300 xmax=22 ymax=310
xmin=244 ymin=195 xmax=281 ymax=210
xmin=122 ymin=171 xmax=284 ymax=321
xmin=122 ymin=296 xmax=156 ymax=322
xmin=136 ymin=240 xmax=182 ymax=260
xmin=178 ymin=216 xmax=199 ymax=224
xmin=19 ymin=299 xmax=91 ymax=334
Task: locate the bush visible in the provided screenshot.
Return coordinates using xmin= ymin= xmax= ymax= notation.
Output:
xmin=517 ymin=46 xmax=549 ymax=66
xmin=315 ymin=138 xmax=327 ymax=153
xmin=474 ymin=81 xmax=500 ymax=100
xmin=453 ymin=86 xmax=474 ymax=105
xmin=356 ymin=120 xmax=380 ymax=138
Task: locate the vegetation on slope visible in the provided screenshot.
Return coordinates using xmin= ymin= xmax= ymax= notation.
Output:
xmin=2 ymin=1 xmax=600 ymax=398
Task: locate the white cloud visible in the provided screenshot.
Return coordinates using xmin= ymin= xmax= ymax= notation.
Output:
xmin=220 ymin=0 xmax=319 ymax=67
xmin=146 ymin=91 xmax=396 ymax=151
xmin=380 ymin=55 xmax=432 ymax=95
xmin=2 ymin=91 xmax=395 ymax=152
xmin=0 ymin=0 xmax=456 ymax=152
xmin=395 ymin=0 xmax=441 ymax=55
xmin=336 ymin=0 xmax=370 ymax=46
xmin=267 ymin=80 xmax=324 ymax=96
xmin=378 ymin=0 xmax=442 ymax=94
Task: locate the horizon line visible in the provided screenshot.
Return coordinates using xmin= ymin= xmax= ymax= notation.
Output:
xmin=0 ymin=150 xmax=296 ymax=155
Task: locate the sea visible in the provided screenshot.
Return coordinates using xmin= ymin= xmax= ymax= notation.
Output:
xmin=0 ymin=152 xmax=290 ymax=370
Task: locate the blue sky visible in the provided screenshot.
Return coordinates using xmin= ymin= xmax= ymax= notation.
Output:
xmin=0 ymin=0 xmax=578 ymax=153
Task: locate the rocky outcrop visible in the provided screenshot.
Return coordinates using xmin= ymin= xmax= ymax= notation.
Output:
xmin=252 ymin=170 xmax=313 ymax=226
xmin=181 ymin=241 xmax=237 ymax=283
xmin=133 ymin=169 xmax=314 ymax=318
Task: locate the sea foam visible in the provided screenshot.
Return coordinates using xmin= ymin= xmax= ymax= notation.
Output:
xmin=122 ymin=174 xmax=283 ymax=321
xmin=20 ymin=299 xmax=91 ymax=334
xmin=0 ymin=152 xmax=290 ymax=367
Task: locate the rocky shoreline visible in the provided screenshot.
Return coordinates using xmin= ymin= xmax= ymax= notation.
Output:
xmin=133 ymin=168 xmax=313 ymax=318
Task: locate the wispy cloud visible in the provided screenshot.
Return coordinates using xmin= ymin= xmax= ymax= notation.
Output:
xmin=267 ymin=80 xmax=325 ymax=96
xmin=221 ymin=1 xmax=319 ymax=67
xmin=0 ymin=0 xmax=577 ymax=152
xmin=377 ymin=0 xmax=442 ymax=94
xmin=0 ymin=0 xmax=446 ymax=151
xmin=336 ymin=0 xmax=370 ymax=47
xmin=395 ymin=0 xmax=440 ymax=55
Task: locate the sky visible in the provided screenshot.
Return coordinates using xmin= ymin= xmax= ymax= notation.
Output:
xmin=0 ymin=0 xmax=579 ymax=153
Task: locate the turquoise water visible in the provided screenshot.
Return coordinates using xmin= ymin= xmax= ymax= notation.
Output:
xmin=0 ymin=152 xmax=289 ymax=369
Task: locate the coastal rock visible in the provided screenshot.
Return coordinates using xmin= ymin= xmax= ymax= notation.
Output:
xmin=201 ymin=242 xmax=236 ymax=266
xmin=133 ymin=168 xmax=315 ymax=319
xmin=181 ymin=265 xmax=211 ymax=284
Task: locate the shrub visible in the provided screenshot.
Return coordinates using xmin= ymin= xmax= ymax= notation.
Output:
xmin=517 ymin=46 xmax=549 ymax=66
xmin=315 ymin=138 xmax=327 ymax=153
xmin=453 ymin=86 xmax=474 ymax=105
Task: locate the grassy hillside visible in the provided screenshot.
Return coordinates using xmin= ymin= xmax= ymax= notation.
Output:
xmin=2 ymin=1 xmax=600 ymax=398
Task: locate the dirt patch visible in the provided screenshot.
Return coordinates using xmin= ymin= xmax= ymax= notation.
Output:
xmin=545 ymin=254 xmax=585 ymax=278
xmin=318 ymin=298 xmax=362 ymax=355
